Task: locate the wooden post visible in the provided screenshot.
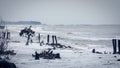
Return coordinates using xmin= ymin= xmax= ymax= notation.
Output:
xmin=7 ymin=32 xmax=10 ymax=39
xmin=2 ymin=32 xmax=6 ymax=39
xmin=54 ymin=36 xmax=58 ymax=44
xmin=38 ymin=33 xmax=40 ymax=43
xmin=112 ymin=39 xmax=117 ymax=54
xmin=47 ymin=35 xmax=49 ymax=44
xmin=118 ymin=40 xmax=120 ymax=54
xmin=52 ymin=35 xmax=54 ymax=44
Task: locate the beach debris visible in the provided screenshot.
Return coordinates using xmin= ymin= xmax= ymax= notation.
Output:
xmin=104 ymin=51 xmax=108 ymax=54
xmin=0 ymin=50 xmax=16 ymax=55
xmin=46 ymin=35 xmax=71 ymax=49
xmin=114 ymin=56 xmax=117 ymax=58
xmin=92 ymin=49 xmax=102 ymax=54
xmin=32 ymin=49 xmax=61 ymax=59
xmin=98 ymin=57 xmax=102 ymax=59
xmin=109 ymin=52 xmax=112 ymax=54
xmin=96 ymin=51 xmax=103 ymax=54
xmin=117 ymin=59 xmax=120 ymax=61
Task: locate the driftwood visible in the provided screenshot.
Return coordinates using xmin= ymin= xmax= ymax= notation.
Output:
xmin=117 ymin=59 xmax=120 ymax=61
xmin=92 ymin=49 xmax=103 ymax=54
xmin=48 ymin=35 xmax=71 ymax=49
xmin=32 ymin=50 xmax=61 ymax=60
xmin=0 ymin=50 xmax=16 ymax=55
xmin=49 ymin=43 xmax=72 ymax=49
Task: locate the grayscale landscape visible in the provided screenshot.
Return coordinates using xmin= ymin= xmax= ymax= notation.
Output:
xmin=0 ymin=0 xmax=120 ymax=68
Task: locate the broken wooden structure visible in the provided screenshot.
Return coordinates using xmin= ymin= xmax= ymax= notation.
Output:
xmin=32 ymin=49 xmax=61 ymax=60
xmin=46 ymin=35 xmax=72 ymax=49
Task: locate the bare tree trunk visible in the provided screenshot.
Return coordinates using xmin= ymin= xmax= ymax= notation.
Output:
xmin=26 ymin=35 xmax=30 ymax=45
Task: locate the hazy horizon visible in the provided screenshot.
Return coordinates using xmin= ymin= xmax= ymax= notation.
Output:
xmin=0 ymin=0 xmax=120 ymax=25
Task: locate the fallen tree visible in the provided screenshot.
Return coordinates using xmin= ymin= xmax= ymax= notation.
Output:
xmin=32 ymin=49 xmax=61 ymax=60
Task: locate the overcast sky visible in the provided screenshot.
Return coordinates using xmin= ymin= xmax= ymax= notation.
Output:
xmin=0 ymin=0 xmax=120 ymax=25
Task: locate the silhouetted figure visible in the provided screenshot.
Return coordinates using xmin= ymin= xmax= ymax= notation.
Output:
xmin=118 ymin=40 xmax=120 ymax=54
xmin=92 ymin=49 xmax=95 ymax=53
xmin=47 ymin=35 xmax=50 ymax=44
xmin=112 ymin=39 xmax=117 ymax=54
xmin=35 ymin=51 xmax=40 ymax=60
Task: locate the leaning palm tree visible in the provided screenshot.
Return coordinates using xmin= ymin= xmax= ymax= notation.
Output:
xmin=19 ymin=26 xmax=35 ymax=45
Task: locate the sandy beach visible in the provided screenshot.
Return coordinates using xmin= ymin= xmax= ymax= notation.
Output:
xmin=4 ymin=25 xmax=120 ymax=68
